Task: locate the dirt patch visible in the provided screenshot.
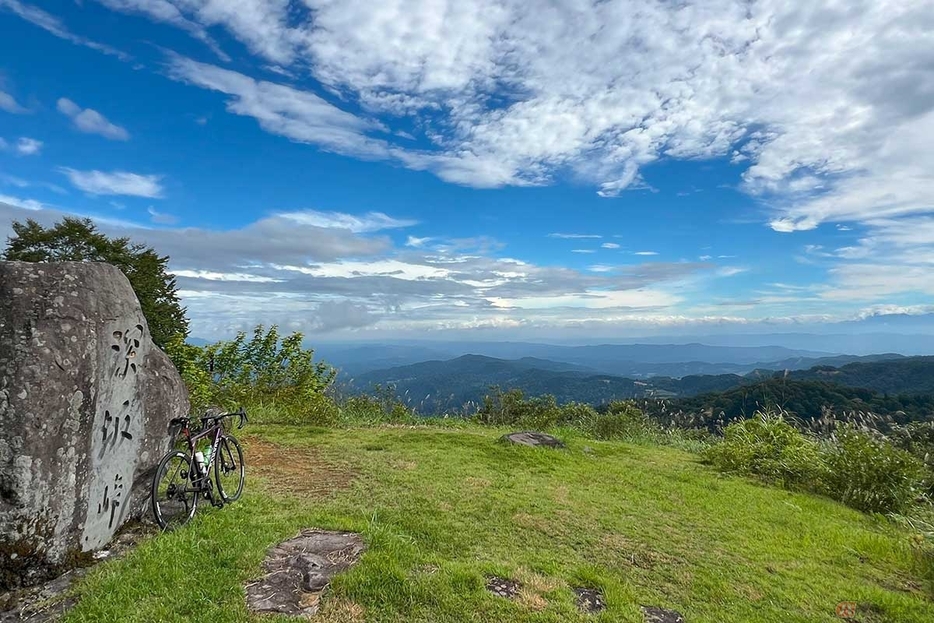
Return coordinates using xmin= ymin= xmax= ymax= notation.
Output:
xmin=501 ymin=431 xmax=566 ymax=448
xmin=245 ymin=437 xmax=357 ymax=497
xmin=601 ymin=534 xmax=682 ymax=571
xmin=245 ymin=530 xmax=366 ymax=618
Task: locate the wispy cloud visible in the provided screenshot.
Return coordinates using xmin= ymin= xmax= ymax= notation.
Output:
xmin=60 ymin=168 xmax=164 ymax=197
xmin=57 ymin=98 xmax=130 ymax=141
xmin=278 ymin=210 xmax=417 ymax=233
xmin=0 ymin=90 xmax=26 ymax=114
xmin=148 ymin=206 xmax=178 ymax=225
xmin=634 ymin=251 xmax=659 ymax=256
xmin=548 ymin=233 xmax=602 ymax=239
xmin=601 ymin=242 xmax=620 ymax=249
xmin=0 ymin=0 xmax=130 ymax=60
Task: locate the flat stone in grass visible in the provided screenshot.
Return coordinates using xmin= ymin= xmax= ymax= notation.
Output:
xmin=485 ymin=576 xmax=521 ymax=599
xmin=245 ymin=530 xmax=365 ymax=618
xmin=642 ymin=605 xmax=685 ymax=623
xmin=500 ymin=431 xmax=565 ymax=448
xmin=574 ymin=588 xmax=606 ymax=614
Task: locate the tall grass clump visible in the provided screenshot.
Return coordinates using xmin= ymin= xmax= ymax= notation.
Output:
xmin=339 ymin=384 xmax=418 ymax=426
xmin=704 ymin=410 xmax=827 ymax=490
xmin=824 ymin=427 xmax=925 ymax=514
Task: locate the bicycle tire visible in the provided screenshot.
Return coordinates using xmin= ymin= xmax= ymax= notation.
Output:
xmin=151 ymin=450 xmax=199 ymax=529
xmin=214 ymin=436 xmax=245 ymax=503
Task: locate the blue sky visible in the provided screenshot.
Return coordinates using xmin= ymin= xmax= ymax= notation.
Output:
xmin=0 ymin=0 xmax=932 ymax=341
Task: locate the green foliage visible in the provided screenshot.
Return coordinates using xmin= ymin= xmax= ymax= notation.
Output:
xmin=588 ymin=400 xmax=653 ymax=440
xmin=476 ymin=387 xmax=593 ymax=430
xmin=704 ymin=410 xmax=827 ymax=489
xmin=2 ymin=217 xmax=188 ymax=349
xmin=179 ymin=325 xmax=338 ymax=425
xmin=650 ymin=377 xmax=934 ymax=433
xmin=824 ymin=428 xmax=925 ymax=514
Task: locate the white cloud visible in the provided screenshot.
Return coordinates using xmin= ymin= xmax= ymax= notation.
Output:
xmin=60 ymin=168 xmax=164 ymax=197
xmin=634 ymin=251 xmax=659 ymax=256
xmin=601 ymin=242 xmax=620 ymax=249
xmin=571 ymin=249 xmax=596 ymax=254
xmin=279 ymin=210 xmax=416 ymax=233
xmin=57 ymin=98 xmax=130 ymax=141
xmin=148 ymin=206 xmax=178 ymax=224
xmin=15 ymin=137 xmax=42 ymax=155
xmin=549 ymin=233 xmax=602 ymax=239
xmin=0 ymin=90 xmax=26 ymax=114
xmin=405 ymin=236 xmax=431 ymax=248
xmin=0 ymin=0 xmax=130 ymax=60
xmin=92 ymin=0 xmax=229 ymax=60
xmin=165 ymin=55 xmax=392 ymax=159
xmin=93 ymin=0 xmax=934 ymax=253
xmin=0 ymin=193 xmax=43 ymax=210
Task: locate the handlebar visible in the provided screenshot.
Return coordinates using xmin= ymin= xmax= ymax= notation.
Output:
xmin=172 ymin=407 xmax=248 ymax=431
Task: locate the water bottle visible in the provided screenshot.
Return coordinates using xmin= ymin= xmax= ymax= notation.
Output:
xmin=194 ymin=451 xmax=206 ymax=475
xmin=204 ymin=446 xmax=212 ymax=467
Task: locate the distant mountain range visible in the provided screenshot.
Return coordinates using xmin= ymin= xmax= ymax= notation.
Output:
xmin=346 ymin=352 xmax=920 ymax=413
xmin=326 ymin=342 xmax=851 ymax=377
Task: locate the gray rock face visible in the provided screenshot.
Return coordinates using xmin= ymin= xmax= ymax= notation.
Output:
xmin=245 ymin=530 xmax=365 ymax=617
xmin=0 ymin=261 xmax=188 ymax=588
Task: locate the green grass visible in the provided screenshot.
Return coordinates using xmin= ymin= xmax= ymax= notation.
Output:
xmin=63 ymin=425 xmax=933 ymax=622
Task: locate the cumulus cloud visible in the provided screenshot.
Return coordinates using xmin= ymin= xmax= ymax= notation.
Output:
xmin=86 ymin=0 xmax=934 ymax=245
xmin=60 ymin=168 xmax=164 ymax=197
xmin=57 ymin=98 xmax=130 ymax=141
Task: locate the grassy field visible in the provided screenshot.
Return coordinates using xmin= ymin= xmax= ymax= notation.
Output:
xmin=62 ymin=424 xmax=933 ymax=622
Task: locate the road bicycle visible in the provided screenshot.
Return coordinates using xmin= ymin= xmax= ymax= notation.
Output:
xmin=151 ymin=407 xmax=247 ymax=530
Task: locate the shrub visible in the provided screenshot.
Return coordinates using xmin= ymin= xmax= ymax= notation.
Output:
xmin=823 ymin=428 xmax=924 ymax=514
xmin=476 ymin=388 xmax=562 ymax=428
xmin=588 ymin=401 xmax=652 ymax=440
xmin=172 ymin=325 xmax=338 ymax=426
xmin=704 ymin=410 xmax=827 ymax=489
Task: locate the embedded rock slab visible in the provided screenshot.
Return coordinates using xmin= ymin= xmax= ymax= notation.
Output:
xmin=485 ymin=576 xmax=521 ymax=600
xmin=0 ymin=261 xmax=188 ymax=588
xmin=574 ymin=588 xmax=606 ymax=614
xmin=501 ymin=431 xmax=566 ymax=448
xmin=246 ymin=530 xmax=365 ymax=618
xmin=642 ymin=605 xmax=685 ymax=623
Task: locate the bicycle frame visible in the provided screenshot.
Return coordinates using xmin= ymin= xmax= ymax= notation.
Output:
xmin=186 ymin=423 xmax=224 ymax=478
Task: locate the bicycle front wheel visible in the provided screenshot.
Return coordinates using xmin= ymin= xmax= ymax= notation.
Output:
xmin=152 ymin=451 xmax=198 ymax=530
xmin=215 ymin=436 xmax=245 ymax=503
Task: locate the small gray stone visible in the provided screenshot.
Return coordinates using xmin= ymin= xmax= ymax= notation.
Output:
xmin=501 ymin=431 xmax=566 ymax=448
xmin=642 ymin=605 xmax=685 ymax=623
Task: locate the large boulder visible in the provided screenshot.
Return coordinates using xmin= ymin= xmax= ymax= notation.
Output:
xmin=0 ymin=261 xmax=188 ymax=588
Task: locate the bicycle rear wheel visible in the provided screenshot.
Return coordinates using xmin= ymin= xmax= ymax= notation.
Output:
xmin=215 ymin=436 xmax=245 ymax=503
xmin=152 ymin=451 xmax=198 ymax=529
